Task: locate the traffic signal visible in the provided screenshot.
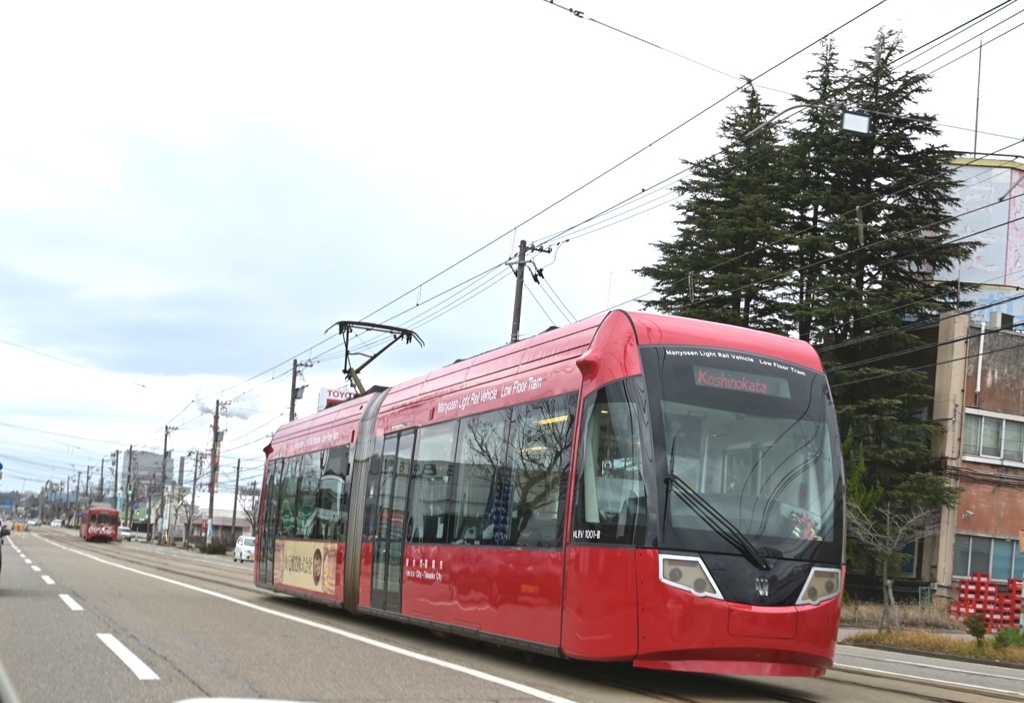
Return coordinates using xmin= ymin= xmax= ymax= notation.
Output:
xmin=127 ymin=484 xmax=133 ymax=496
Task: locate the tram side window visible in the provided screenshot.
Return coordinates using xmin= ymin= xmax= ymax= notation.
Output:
xmin=362 ymin=436 xmax=385 ymax=539
xmin=572 ymin=380 xmax=647 ymax=545
xmin=452 ymin=409 xmax=510 ymax=544
xmin=507 ymin=394 xmax=576 ymax=548
xmin=315 ymin=445 xmax=350 ymax=541
xmin=408 ymin=421 xmax=456 ymax=544
xmin=278 ymin=456 xmax=300 ymax=537
xmin=293 ymin=452 xmax=322 ymax=539
xmin=262 ymin=459 xmax=283 ymax=542
xmin=259 ymin=457 xmax=284 ymax=581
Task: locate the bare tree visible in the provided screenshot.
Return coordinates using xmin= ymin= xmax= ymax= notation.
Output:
xmin=240 ymin=484 xmax=260 ymax=535
xmin=181 ymin=451 xmax=206 ymax=548
xmin=846 ymin=500 xmax=940 ymax=631
xmin=846 ymin=443 xmax=961 ymax=632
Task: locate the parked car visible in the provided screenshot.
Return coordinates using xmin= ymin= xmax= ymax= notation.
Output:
xmin=50 ymin=519 xmax=62 ymax=528
xmin=120 ymin=529 xmax=147 ymax=542
xmin=233 ymin=535 xmax=255 ymax=562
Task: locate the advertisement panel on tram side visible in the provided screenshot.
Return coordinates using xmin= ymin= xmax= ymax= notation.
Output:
xmin=273 ymin=539 xmax=343 ymax=598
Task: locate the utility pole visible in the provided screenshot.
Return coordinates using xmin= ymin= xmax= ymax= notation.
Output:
xmin=290 ymin=360 xmax=312 ymax=421
xmin=111 ymin=450 xmax=120 ymax=513
xmin=509 ymin=239 xmax=552 ymax=343
xmin=146 ymin=487 xmax=153 ymax=541
xmin=231 ymin=458 xmax=240 ymax=542
xmin=98 ymin=457 xmax=105 ymax=502
xmin=207 ymin=401 xmax=223 ymax=547
xmin=187 ymin=451 xmax=203 ymax=548
xmin=161 ymin=425 xmax=177 ymax=543
xmin=124 ymin=445 xmax=134 ymax=526
xmin=85 ymin=465 xmax=92 ymax=508
xmin=75 ymin=472 xmax=82 ymax=525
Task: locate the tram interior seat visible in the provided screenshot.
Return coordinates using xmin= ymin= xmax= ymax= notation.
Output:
xmin=457 ymin=519 xmax=489 ymax=544
xmin=455 ymin=515 xmax=560 ymax=547
xmin=516 ymin=517 xmax=559 ymax=548
xmin=410 ymin=514 xmax=449 ymax=543
xmin=616 ymin=492 xmax=645 ymax=542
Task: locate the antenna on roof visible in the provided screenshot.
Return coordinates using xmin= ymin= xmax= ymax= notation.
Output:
xmin=324 ymin=321 xmax=424 ymax=395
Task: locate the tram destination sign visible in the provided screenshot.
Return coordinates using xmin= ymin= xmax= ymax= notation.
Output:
xmin=693 ymin=365 xmax=791 ymax=398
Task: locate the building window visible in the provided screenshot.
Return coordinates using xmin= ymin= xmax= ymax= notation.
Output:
xmin=952 ymin=534 xmax=1023 ymax=581
xmin=992 ymin=540 xmax=1014 ymax=580
xmin=963 ymin=413 xmax=1024 ymax=462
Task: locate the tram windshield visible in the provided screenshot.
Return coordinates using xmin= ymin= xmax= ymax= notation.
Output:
xmin=643 ymin=346 xmax=843 ymax=560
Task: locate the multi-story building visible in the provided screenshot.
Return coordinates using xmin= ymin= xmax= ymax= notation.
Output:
xmin=902 ymin=157 xmax=1024 ymax=595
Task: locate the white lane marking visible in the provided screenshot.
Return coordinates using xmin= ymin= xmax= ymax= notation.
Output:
xmin=67 ymin=546 xmax=579 ymax=703
xmin=24 ymin=558 xmax=31 ymax=564
xmin=31 ymin=566 xmax=41 ymax=572
xmin=42 ymin=576 xmax=55 ymax=585
xmin=97 ymin=634 xmax=160 ymax=680
xmin=834 ymin=665 xmax=1024 ymax=697
xmin=59 ymin=594 xmax=83 ymax=611
xmin=839 ymin=648 xmax=1024 ymax=682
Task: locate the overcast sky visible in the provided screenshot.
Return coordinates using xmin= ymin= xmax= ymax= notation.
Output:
xmin=2 ymin=0 xmax=1021 ymax=495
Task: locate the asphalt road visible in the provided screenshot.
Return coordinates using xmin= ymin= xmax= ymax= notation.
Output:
xmin=2 ymin=527 xmax=1022 ymax=703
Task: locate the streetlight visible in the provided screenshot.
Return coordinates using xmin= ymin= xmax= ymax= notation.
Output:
xmin=840 ymin=109 xmax=871 ymax=135
xmin=743 ymin=103 xmax=872 ymax=140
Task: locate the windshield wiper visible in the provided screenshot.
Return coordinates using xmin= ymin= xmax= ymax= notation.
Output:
xmin=666 ymin=474 xmax=771 ymax=571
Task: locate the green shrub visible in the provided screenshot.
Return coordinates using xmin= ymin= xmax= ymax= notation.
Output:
xmin=962 ymin=614 xmax=988 ymax=646
xmin=200 ymin=540 xmax=229 ymax=555
xmin=994 ymin=627 xmax=1024 ymax=649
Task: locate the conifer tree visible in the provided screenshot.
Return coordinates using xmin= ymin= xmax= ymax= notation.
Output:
xmin=641 ymin=31 xmax=978 ymax=491
xmin=786 ymin=31 xmax=978 ymax=489
xmin=637 ymin=84 xmax=794 ymax=334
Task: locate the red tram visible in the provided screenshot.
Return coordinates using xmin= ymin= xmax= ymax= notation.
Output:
xmin=79 ymin=505 xmax=120 ymax=542
xmin=254 ymin=310 xmax=845 ymax=676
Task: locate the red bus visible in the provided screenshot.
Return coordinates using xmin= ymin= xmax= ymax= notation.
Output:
xmin=79 ymin=505 xmax=120 ymax=542
xmin=255 ymin=310 xmax=845 ymax=676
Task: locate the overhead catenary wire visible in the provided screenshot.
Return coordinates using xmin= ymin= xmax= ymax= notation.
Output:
xmin=331 ymin=0 xmax=895 ymax=349
xmin=13 ymin=5 xmax=1024 ymax=490
xmin=222 ymin=1 xmax=1011 ymax=389
xmin=895 ymin=0 xmax=1019 ymax=66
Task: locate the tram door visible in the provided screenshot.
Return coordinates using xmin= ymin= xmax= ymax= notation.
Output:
xmin=370 ymin=431 xmax=415 ymax=611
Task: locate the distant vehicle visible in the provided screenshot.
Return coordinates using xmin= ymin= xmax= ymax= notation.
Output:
xmin=120 ymin=528 xmax=147 ymax=542
xmin=233 ymin=535 xmax=255 ymax=562
xmin=27 ymin=518 xmax=41 ymax=527
xmin=253 ymin=310 xmax=846 ymax=677
xmin=1 ymin=519 xmax=9 ymax=585
xmin=80 ymin=506 xmax=120 ymax=542
xmin=50 ymin=519 xmax=62 ymax=528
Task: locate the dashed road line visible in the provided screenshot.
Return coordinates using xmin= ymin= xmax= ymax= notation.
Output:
xmin=96 ymin=634 xmax=159 ymax=680
xmin=58 ymin=594 xmax=83 ymax=611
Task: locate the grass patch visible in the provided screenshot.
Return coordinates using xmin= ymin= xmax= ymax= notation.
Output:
xmin=841 ymin=597 xmax=1024 ymax=666
xmin=845 ymin=628 xmax=1024 ymax=666
xmin=841 ymin=598 xmax=963 ymax=631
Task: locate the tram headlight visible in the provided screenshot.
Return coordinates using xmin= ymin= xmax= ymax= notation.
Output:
xmin=796 ymin=567 xmax=842 ymax=605
xmin=659 ymin=555 xmax=723 ymax=600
